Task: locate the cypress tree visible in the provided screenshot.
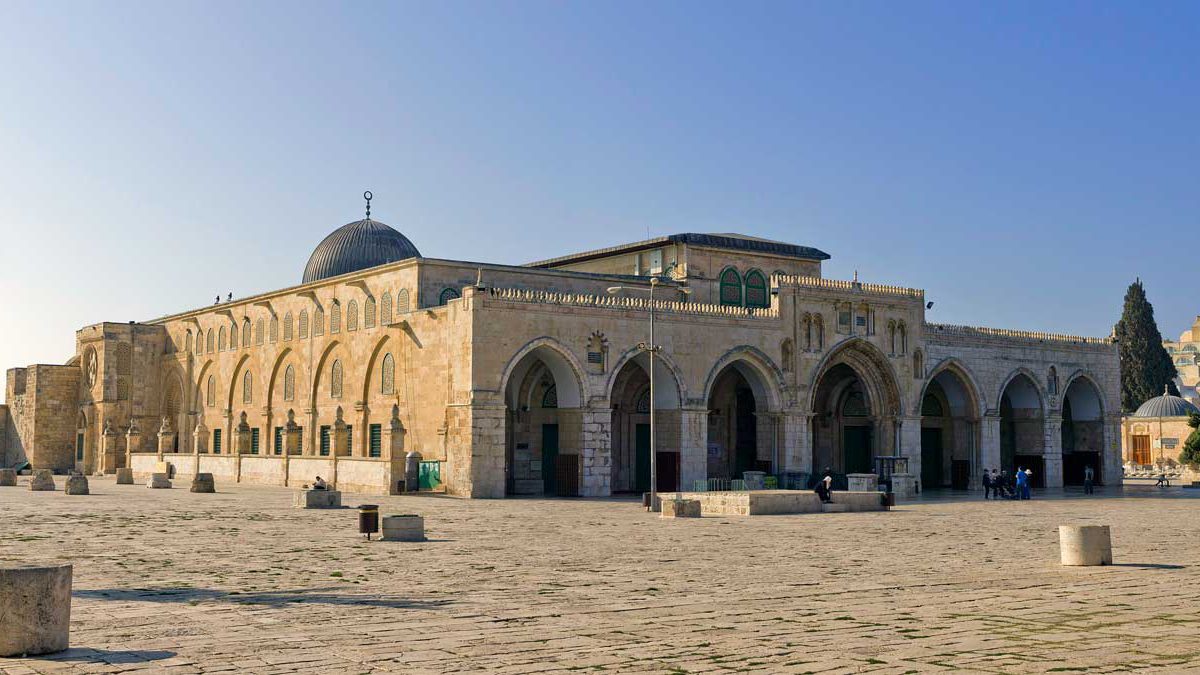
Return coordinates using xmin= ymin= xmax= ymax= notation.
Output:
xmin=1115 ymin=278 xmax=1177 ymax=412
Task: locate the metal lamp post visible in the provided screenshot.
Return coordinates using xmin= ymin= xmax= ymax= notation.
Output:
xmin=608 ymin=276 xmax=688 ymax=511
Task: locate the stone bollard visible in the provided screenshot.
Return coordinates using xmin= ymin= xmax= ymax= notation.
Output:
xmin=381 ymin=515 xmax=425 ymax=541
xmin=29 ymin=470 xmax=56 ymax=492
xmin=661 ymin=498 xmax=702 ymax=518
xmin=190 ymin=473 xmax=215 ymax=493
xmin=146 ymin=473 xmax=172 ymax=489
xmin=64 ymin=475 xmax=89 ymax=495
xmin=0 ymin=564 xmax=72 ymax=657
xmin=1059 ymin=525 xmax=1113 ymax=566
xmin=115 ymin=468 xmax=134 ymax=485
xmin=293 ymin=489 xmax=342 ymax=508
xmin=0 ymin=468 xmax=16 ymax=486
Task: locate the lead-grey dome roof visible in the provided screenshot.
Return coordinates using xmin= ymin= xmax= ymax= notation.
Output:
xmin=1133 ymin=387 xmax=1200 ymax=418
xmin=302 ymin=218 xmax=421 ymax=283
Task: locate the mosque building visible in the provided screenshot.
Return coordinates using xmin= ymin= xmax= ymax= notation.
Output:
xmin=0 ymin=196 xmax=1122 ymax=495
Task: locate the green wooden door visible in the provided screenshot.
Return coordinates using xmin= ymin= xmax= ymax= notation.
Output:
xmin=634 ymin=423 xmax=651 ymax=493
xmin=844 ymin=426 xmax=872 ymax=474
xmin=921 ymin=427 xmax=944 ymax=488
xmin=541 ymin=424 xmax=560 ymax=496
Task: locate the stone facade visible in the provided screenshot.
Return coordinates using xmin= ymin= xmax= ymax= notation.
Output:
xmin=0 ymin=222 xmax=1120 ymax=494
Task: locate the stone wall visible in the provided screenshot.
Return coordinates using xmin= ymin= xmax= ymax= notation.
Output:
xmin=3 ymin=365 xmax=81 ymax=472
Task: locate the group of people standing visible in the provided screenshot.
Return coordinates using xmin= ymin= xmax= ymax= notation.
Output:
xmin=982 ymin=467 xmax=1033 ymax=500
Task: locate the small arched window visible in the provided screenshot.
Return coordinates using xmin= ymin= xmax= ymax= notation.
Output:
xmin=313 ymin=307 xmax=325 ymax=336
xmin=185 ymin=330 xmax=193 ymax=353
xmin=230 ymin=322 xmax=238 ymax=349
xmin=269 ymin=316 xmax=279 ymax=343
xmin=898 ymin=321 xmax=908 ymax=355
xmin=719 ymin=268 xmax=742 ymax=306
xmin=255 ymin=318 xmax=264 ymax=345
xmin=814 ymin=314 xmax=825 ymax=350
xmin=380 ymin=292 xmax=393 ymax=325
xmin=196 ymin=330 xmax=203 ymax=354
xmin=283 ymin=312 xmax=293 ymax=341
xmin=381 ymin=353 xmax=395 ymax=395
xmin=331 ymin=360 xmax=344 ymax=399
xmin=913 ymin=350 xmax=924 ymax=379
xmin=242 ymin=318 xmax=251 ymax=347
xmin=283 ymin=365 xmax=295 ymax=402
xmin=802 ymin=313 xmax=813 ymax=351
xmin=206 ymin=329 xmax=215 ymax=353
xmin=888 ymin=320 xmax=898 ymax=354
xmin=206 ymin=375 xmax=216 ymax=407
xmin=243 ymin=370 xmax=253 ymax=404
xmin=396 ymin=289 xmax=410 ymax=313
xmin=1048 ymin=366 xmax=1058 ymax=395
xmin=218 ymin=326 xmax=227 ymax=351
xmin=298 ymin=310 xmax=309 ymax=339
xmin=541 ymin=384 xmax=558 ymax=409
xmin=439 ymin=288 xmax=460 ymax=305
xmin=364 ymin=296 xmax=376 ymax=328
xmin=744 ymin=270 xmax=768 ymax=308
xmin=347 ymin=300 xmax=359 ymax=331
xmin=331 ymin=301 xmax=342 ymax=334
xmin=921 ymin=393 xmax=944 ymax=417
xmin=842 ymin=391 xmax=868 ymax=417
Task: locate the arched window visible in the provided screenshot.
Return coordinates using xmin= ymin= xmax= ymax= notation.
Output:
xmin=255 ymin=319 xmax=264 ymax=345
xmin=439 ymin=288 xmax=460 ymax=305
xmin=269 ymin=317 xmax=279 ymax=343
xmin=242 ymin=318 xmax=251 ymax=347
xmin=381 ymin=353 xmax=395 ymax=395
xmin=802 ymin=313 xmax=813 ymax=351
xmin=218 ymin=326 xmax=227 ymax=351
xmin=396 ymin=289 xmax=410 ymax=313
xmin=243 ymin=370 xmax=253 ymax=404
xmin=331 ymin=301 xmax=341 ymax=334
xmin=744 ymin=270 xmax=768 ymax=308
xmin=298 ymin=310 xmax=309 ymax=339
xmin=719 ymin=268 xmax=742 ymax=306
xmin=196 ymin=330 xmax=203 ymax=354
xmin=206 ymin=375 xmax=216 ymax=407
xmin=541 ymin=384 xmax=558 ymax=409
xmin=364 ymin=296 xmax=376 ymax=328
xmin=230 ymin=322 xmax=238 ymax=349
xmin=898 ymin=321 xmax=907 ymax=355
xmin=206 ymin=329 xmax=215 ymax=353
xmin=921 ymin=393 xmax=944 ymax=417
xmin=115 ymin=343 xmax=132 ymax=374
xmin=842 ymin=391 xmax=868 ymax=417
xmin=331 ymin=360 xmax=344 ymax=399
xmin=313 ymin=307 xmax=325 ymax=336
xmin=814 ymin=314 xmax=825 ymax=350
xmin=380 ymin=292 xmax=393 ymax=325
xmin=185 ymin=331 xmax=193 ymax=353
xmin=888 ymin=320 xmax=898 ymax=354
xmin=913 ymin=350 xmax=924 ymax=379
xmin=347 ymin=300 xmax=359 ymax=331
xmin=283 ymin=365 xmax=295 ymax=402
xmin=1048 ymin=366 xmax=1058 ymax=395
xmin=283 ymin=312 xmax=293 ymax=341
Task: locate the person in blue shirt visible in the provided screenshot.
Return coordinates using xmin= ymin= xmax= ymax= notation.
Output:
xmin=1015 ymin=466 xmax=1031 ymax=500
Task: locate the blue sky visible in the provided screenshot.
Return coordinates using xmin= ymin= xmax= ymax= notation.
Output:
xmin=1 ymin=1 xmax=1197 ymax=389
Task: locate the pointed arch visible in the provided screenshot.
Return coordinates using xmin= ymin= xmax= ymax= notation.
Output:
xmin=1061 ymin=370 xmax=1106 ymax=419
xmin=241 ymin=318 xmax=251 ymax=347
xmin=330 ymin=301 xmax=342 ymax=334
xmin=744 ymin=269 xmax=769 ymax=308
xmin=364 ymin=296 xmax=376 ymax=328
xmin=347 ymin=300 xmax=359 ymax=331
xmin=266 ymin=347 xmax=294 ymax=407
xmin=283 ymin=312 xmax=294 ymax=341
xmin=498 ymin=337 xmax=588 ymax=409
xmin=380 ymin=291 xmax=393 ymax=325
xmin=218 ymin=326 xmax=227 ymax=351
xmin=313 ymin=306 xmax=325 ymax=336
xmin=230 ymin=322 xmax=238 ymax=349
xmin=224 ymin=353 xmax=252 ymax=412
xmin=299 ymin=310 xmax=309 ymax=339
xmin=996 ymin=367 xmax=1047 ymax=414
xmin=255 ymin=318 xmax=265 ymax=345
xmin=921 ymin=357 xmax=987 ymax=417
xmin=330 ymin=360 xmax=344 ymax=399
xmin=702 ymin=345 xmax=786 ymax=411
xmin=396 ymin=288 xmax=411 ymax=313
xmin=360 ymin=335 xmax=395 ymax=402
xmin=807 ymin=337 xmax=903 ymax=416
xmin=310 ymin=340 xmax=345 ymax=404
xmin=603 ymin=345 xmax=686 ymax=407
xmin=718 ymin=267 xmax=742 ymax=306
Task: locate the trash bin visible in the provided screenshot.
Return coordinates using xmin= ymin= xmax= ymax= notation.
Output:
xmin=358 ymin=504 xmax=380 ymax=539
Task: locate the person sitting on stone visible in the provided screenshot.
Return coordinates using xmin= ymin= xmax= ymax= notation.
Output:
xmin=313 ymin=476 xmax=329 ymax=490
xmin=814 ymin=473 xmax=833 ymax=504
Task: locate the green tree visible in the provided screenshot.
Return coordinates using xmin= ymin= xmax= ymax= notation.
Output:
xmin=1115 ymin=279 xmax=1177 ymax=412
xmin=1179 ymin=412 xmax=1200 ymax=467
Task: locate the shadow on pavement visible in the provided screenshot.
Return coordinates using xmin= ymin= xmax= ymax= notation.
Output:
xmin=75 ymin=586 xmax=452 ymax=609
xmin=33 ymin=648 xmax=176 ymax=663
xmin=1108 ymin=563 xmax=1186 ymax=570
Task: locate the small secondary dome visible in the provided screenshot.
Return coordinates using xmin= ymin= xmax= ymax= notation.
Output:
xmin=1132 ymin=385 xmax=1200 ymax=418
xmin=302 ymin=193 xmax=421 ymax=283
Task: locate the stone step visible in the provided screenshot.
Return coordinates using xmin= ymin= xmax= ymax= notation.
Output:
xmin=822 ymin=503 xmax=850 ymax=513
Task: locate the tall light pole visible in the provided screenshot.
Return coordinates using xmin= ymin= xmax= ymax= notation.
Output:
xmin=608 ymin=276 xmax=688 ymax=511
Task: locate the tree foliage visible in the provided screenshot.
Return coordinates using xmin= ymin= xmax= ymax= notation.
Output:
xmin=1115 ymin=279 xmax=1177 ymax=412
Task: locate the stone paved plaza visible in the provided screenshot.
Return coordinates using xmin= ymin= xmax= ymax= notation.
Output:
xmin=2 ymin=481 xmax=1199 ymax=674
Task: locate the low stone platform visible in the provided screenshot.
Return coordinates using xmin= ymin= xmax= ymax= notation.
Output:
xmin=190 ymin=473 xmax=215 ymax=493
xmin=381 ymin=515 xmax=425 ymax=541
xmin=294 ymin=489 xmax=342 ymax=509
xmin=29 ymin=470 xmax=56 ymax=492
xmin=65 ymin=475 xmax=89 ymax=495
xmin=115 ymin=468 xmax=134 ymax=485
xmin=661 ymin=498 xmax=702 ymax=518
xmin=0 ymin=563 xmax=72 ymax=657
xmin=146 ymin=473 xmax=171 ymax=489
xmin=655 ymin=490 xmax=887 ymax=516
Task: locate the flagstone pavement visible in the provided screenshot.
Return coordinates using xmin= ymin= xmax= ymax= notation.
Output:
xmin=2 ymin=479 xmax=1199 ymax=674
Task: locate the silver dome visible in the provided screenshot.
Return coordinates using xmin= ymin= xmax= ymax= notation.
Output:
xmin=302 ymin=219 xmax=420 ymax=284
xmin=1132 ymin=388 xmax=1200 ymax=418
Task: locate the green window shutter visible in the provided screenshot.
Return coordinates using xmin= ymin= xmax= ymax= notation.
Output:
xmin=744 ymin=270 xmax=768 ymax=308
xmin=274 ymin=427 xmax=283 ymax=455
xmin=76 ymin=434 xmax=84 ymax=461
xmin=369 ymin=424 xmax=382 ymax=458
xmin=346 ymin=425 xmax=353 ymax=455
xmin=213 ymin=429 xmax=222 ymax=454
xmin=320 ymin=426 xmax=330 ymax=456
xmin=719 ymin=268 xmax=742 ymax=306
xmin=250 ymin=428 xmax=260 ymax=454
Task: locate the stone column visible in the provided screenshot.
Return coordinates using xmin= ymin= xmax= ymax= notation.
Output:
xmin=779 ymin=410 xmax=812 ymax=477
xmin=123 ymin=421 xmax=141 ymax=475
xmin=1102 ymin=413 xmax=1122 ymax=485
xmin=382 ymin=404 xmax=407 ymax=494
xmin=579 ymin=407 xmax=611 ymax=497
xmin=157 ymin=417 xmax=176 ymax=459
xmin=451 ymin=402 xmax=506 ymax=498
xmin=678 ymin=407 xmax=709 ymax=491
xmin=899 ymin=415 xmax=922 ymax=482
xmin=192 ymin=419 xmax=210 ymax=454
xmin=234 ymin=412 xmax=252 ymax=455
xmin=283 ymin=410 xmax=301 ymax=487
xmin=103 ymin=421 xmax=119 ymax=475
xmin=332 ymin=407 xmax=350 ymax=457
xmin=980 ymin=412 xmax=1001 ymax=476
xmin=1043 ymin=413 xmax=1064 ymax=488
xmin=306 ymin=407 xmax=319 ymax=457
xmin=356 ymin=402 xmax=370 ymax=458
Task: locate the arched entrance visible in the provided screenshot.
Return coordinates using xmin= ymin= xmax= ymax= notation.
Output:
xmin=999 ymin=372 xmax=1045 ymax=487
xmin=75 ymin=411 xmax=90 ymax=473
xmin=919 ymin=365 xmax=981 ymax=490
xmin=810 ymin=340 xmax=903 ymax=479
xmin=1061 ymin=375 xmax=1104 ymax=485
xmin=608 ymin=352 xmax=682 ymax=493
xmin=706 ymin=361 xmax=774 ymax=481
xmin=502 ymin=343 xmax=586 ymax=497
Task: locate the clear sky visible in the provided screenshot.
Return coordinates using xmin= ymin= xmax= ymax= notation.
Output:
xmin=1 ymin=1 xmax=1197 ymax=399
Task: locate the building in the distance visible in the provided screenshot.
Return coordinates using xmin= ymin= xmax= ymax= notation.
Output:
xmin=1 ymin=200 xmax=1122 ymax=495
xmin=1164 ymin=316 xmax=1200 ymax=403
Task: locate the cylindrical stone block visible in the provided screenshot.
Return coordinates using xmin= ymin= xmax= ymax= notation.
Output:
xmin=190 ymin=473 xmax=215 ymax=493
xmin=0 ymin=564 xmax=72 ymax=656
xmin=29 ymin=470 xmax=56 ymax=492
xmin=1059 ymin=525 xmax=1113 ymax=566
xmin=381 ymin=515 xmax=425 ymax=542
xmin=65 ymin=475 xmax=89 ymax=495
xmin=115 ymin=468 xmax=134 ymax=485
xmin=0 ymin=468 xmax=16 ymax=486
